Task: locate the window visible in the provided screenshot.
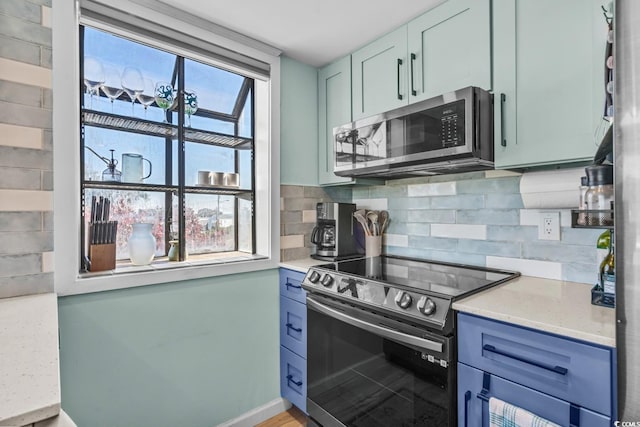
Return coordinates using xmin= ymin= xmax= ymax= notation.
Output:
xmin=81 ymin=25 xmax=256 ymax=271
xmin=53 ymin=0 xmax=281 ymax=294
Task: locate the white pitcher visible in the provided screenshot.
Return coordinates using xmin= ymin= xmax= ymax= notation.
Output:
xmin=121 ymin=153 xmax=152 ymax=183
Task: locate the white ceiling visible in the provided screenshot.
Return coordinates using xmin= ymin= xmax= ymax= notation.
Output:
xmin=162 ymin=0 xmax=445 ymax=67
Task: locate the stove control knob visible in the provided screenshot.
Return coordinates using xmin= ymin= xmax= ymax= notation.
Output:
xmin=308 ymin=271 xmax=321 ymax=284
xmin=320 ymin=274 xmax=334 ymax=287
xmin=417 ymin=296 xmax=436 ymax=316
xmin=394 ymin=291 xmax=413 ymax=309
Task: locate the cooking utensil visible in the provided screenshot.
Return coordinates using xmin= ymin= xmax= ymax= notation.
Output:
xmin=367 ymin=210 xmax=379 ymax=235
xmin=353 ymin=211 xmax=371 ymax=236
xmin=379 ymin=210 xmax=389 ymax=234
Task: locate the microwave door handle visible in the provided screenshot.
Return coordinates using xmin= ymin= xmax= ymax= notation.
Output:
xmin=307 ymin=296 xmax=443 ymax=353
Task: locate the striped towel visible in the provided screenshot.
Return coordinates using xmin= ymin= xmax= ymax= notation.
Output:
xmin=489 ymin=397 xmax=561 ymax=427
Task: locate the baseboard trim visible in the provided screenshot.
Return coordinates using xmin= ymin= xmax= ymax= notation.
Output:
xmin=217 ymin=398 xmax=291 ymax=427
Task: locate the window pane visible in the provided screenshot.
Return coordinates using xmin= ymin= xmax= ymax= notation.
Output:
xmin=238 ymin=150 xmax=252 ymax=190
xmin=83 ymin=27 xmax=177 ymax=121
xmin=84 ymin=127 xmax=172 ymax=185
xmin=238 ymin=197 xmax=253 ymax=253
xmin=185 ymin=143 xmax=235 ymax=187
xmin=185 ymin=194 xmax=235 ymax=254
xmin=85 ymin=189 xmax=166 ymax=260
xmin=238 ymin=87 xmax=253 ymax=138
xmin=184 ymin=58 xmax=244 ymax=115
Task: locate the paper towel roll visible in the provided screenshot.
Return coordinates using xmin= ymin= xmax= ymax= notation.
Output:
xmin=519 ymin=168 xmax=584 ymax=209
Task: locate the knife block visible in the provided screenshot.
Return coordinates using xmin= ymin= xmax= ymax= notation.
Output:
xmin=89 ymin=243 xmax=116 ymax=272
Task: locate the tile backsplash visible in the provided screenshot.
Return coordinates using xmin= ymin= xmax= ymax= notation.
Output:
xmin=0 ymin=0 xmax=54 ymax=298
xmin=282 ymin=171 xmax=604 ymax=285
xmin=280 ymin=185 xmax=351 ymax=261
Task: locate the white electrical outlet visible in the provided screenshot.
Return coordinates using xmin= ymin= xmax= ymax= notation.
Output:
xmin=538 ymin=211 xmax=560 ymax=241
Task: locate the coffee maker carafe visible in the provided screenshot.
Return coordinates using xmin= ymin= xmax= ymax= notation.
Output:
xmin=311 ymin=202 xmax=361 ymax=260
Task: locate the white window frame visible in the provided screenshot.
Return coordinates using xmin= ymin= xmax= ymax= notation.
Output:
xmin=52 ymin=0 xmax=281 ymax=296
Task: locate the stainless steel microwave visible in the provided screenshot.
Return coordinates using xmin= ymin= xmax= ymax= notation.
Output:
xmin=333 ymin=86 xmax=494 ymax=178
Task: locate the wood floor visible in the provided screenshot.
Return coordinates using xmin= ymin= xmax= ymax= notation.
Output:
xmin=255 ymin=407 xmax=309 ymax=427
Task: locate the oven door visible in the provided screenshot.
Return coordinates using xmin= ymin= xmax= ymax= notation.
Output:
xmin=306 ymin=294 xmax=456 ymax=427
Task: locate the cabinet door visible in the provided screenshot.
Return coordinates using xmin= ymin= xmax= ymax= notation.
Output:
xmin=281 ymin=345 xmax=307 ymax=413
xmin=458 ymin=363 xmax=611 ymax=427
xmin=493 ymin=0 xmax=606 ymax=169
xmin=280 ymin=296 xmax=307 ymax=357
xmin=408 ymin=0 xmax=491 ymax=102
xmin=352 ymin=26 xmax=408 ymax=120
xmin=318 ymin=56 xmax=354 ymax=185
xmin=279 ymin=268 xmax=306 ymax=304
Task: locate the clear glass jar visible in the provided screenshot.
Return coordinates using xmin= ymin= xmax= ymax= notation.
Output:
xmin=585 ymin=165 xmax=614 ymax=226
xmin=585 ymin=185 xmax=614 ymax=225
xmin=578 ymin=176 xmax=588 ymax=225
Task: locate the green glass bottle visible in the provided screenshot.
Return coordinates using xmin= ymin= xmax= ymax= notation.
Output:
xmin=599 ymin=230 xmax=615 ymax=295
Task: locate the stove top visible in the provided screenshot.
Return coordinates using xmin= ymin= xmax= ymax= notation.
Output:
xmin=302 ymin=255 xmax=519 ymax=332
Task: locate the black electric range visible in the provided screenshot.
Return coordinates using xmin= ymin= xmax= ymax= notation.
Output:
xmin=303 ymin=254 xmax=520 ymax=336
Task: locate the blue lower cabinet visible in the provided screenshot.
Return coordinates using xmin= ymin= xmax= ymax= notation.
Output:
xmin=279 ymin=268 xmax=308 ymax=413
xmin=457 ymin=312 xmax=615 ymax=427
xmin=281 ymin=345 xmax=307 ymax=412
xmin=280 ymin=268 xmax=306 ymax=304
xmin=280 ymin=296 xmax=307 ymax=357
xmin=458 ymin=363 xmax=610 ymax=427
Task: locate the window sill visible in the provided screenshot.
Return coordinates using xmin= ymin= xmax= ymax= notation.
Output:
xmin=59 ymin=253 xmax=277 ymax=296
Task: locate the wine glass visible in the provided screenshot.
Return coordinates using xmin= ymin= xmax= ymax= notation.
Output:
xmin=121 ymin=67 xmax=144 ymax=115
xmin=101 ymin=63 xmax=123 ymax=113
xmin=184 ymin=90 xmax=198 ymax=127
xmin=136 ymin=78 xmax=156 ymax=118
xmin=154 ymin=82 xmax=175 ymax=123
xmin=83 ymin=56 xmax=104 ymax=109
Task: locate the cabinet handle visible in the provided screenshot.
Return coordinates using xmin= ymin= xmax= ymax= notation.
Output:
xmin=286 ymin=374 xmax=303 ymax=387
xmin=464 ymin=391 xmax=471 ymax=427
xmin=397 ymin=58 xmax=403 ymax=100
xmin=286 ymin=322 xmax=302 ymax=333
xmin=410 ymin=53 xmax=417 ymax=96
xmin=500 ymin=93 xmax=507 ymax=147
xmin=285 ymin=280 xmax=302 ymax=290
xmin=483 ymin=344 xmax=568 ymax=375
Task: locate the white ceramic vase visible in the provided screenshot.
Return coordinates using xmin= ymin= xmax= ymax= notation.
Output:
xmin=128 ymin=223 xmax=156 ymax=265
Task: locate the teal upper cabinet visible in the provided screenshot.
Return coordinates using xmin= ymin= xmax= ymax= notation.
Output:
xmin=493 ymin=0 xmax=605 ymax=169
xmin=318 ymin=56 xmax=354 ymax=185
xmin=407 ymin=0 xmax=491 ymax=102
xmin=352 ymin=27 xmax=408 ymax=120
xmin=351 ymin=0 xmax=491 ymax=120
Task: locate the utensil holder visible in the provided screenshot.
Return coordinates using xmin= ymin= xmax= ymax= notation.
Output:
xmin=365 ymin=235 xmax=382 ymax=257
xmin=89 ymin=243 xmax=116 ymax=272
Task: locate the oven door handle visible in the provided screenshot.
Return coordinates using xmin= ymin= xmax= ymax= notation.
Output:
xmin=307 ymin=296 xmax=443 ymax=353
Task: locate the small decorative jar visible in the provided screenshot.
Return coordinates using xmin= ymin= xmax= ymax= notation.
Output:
xmin=128 ymin=223 xmax=156 ymax=265
xmin=168 ymin=240 xmax=187 ymax=261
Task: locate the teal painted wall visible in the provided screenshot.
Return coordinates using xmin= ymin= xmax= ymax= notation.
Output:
xmin=280 ymin=56 xmax=319 ymax=186
xmin=58 ymin=269 xmax=280 ymax=427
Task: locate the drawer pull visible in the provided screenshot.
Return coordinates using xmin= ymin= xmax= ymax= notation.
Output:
xmin=285 ymin=280 xmax=302 ymax=290
xmin=483 ymin=344 xmax=568 ymax=375
xmin=464 ymin=391 xmax=471 ymax=427
xmin=286 ymin=374 xmax=303 ymax=387
xmin=286 ymin=322 xmax=302 ymax=333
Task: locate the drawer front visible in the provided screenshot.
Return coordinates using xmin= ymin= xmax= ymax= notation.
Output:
xmin=281 ymin=345 xmax=307 ymax=412
xmin=280 ymin=296 xmax=307 ymax=357
xmin=457 ymin=363 xmax=611 ymax=427
xmin=458 ymin=313 xmax=612 ymax=416
xmin=279 ymin=268 xmax=307 ymax=304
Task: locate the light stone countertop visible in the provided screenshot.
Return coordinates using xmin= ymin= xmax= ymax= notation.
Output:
xmin=453 ymin=276 xmax=616 ymax=347
xmin=279 ymin=257 xmax=324 ymax=274
xmin=0 ymin=293 xmax=61 ymax=426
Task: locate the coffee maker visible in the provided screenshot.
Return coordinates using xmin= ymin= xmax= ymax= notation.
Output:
xmin=311 ymin=202 xmax=362 ymax=260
